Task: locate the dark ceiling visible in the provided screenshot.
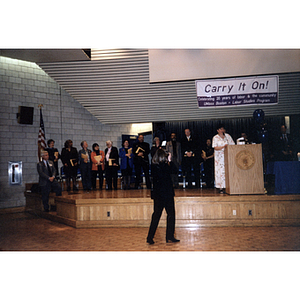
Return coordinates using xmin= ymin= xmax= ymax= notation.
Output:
xmin=0 ymin=49 xmax=90 ymax=63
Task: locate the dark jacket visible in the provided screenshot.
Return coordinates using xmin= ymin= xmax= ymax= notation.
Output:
xmin=37 ymin=160 xmax=56 ymax=186
xmin=133 ymin=141 xmax=150 ymax=164
xmin=181 ymin=135 xmax=201 ymax=162
xmin=105 ymin=146 xmax=119 ymax=167
xmin=119 ymin=147 xmax=133 ymax=170
xmin=166 ymin=140 xmax=181 ymax=165
xmin=275 ymin=133 xmax=293 ymax=161
xmin=181 ymin=135 xmax=199 ymax=155
xmin=151 ymin=162 xmax=177 ymax=201
xmin=151 ymin=145 xmax=162 ymax=159
xmin=61 ymin=147 xmax=78 ymax=167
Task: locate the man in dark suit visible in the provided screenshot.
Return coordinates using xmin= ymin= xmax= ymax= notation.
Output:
xmin=37 ymin=150 xmax=62 ymax=212
xmin=132 ymin=134 xmax=151 ymax=189
xmin=105 ymin=140 xmax=119 ymax=190
xmin=276 ymin=125 xmax=293 ymax=161
xmin=180 ymin=128 xmax=201 ymax=188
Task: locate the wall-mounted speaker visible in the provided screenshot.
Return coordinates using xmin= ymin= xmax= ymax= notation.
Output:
xmin=17 ymin=106 xmax=34 ymax=125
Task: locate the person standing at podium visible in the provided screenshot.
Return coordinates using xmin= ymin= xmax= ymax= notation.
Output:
xmin=212 ymin=125 xmax=235 ymax=193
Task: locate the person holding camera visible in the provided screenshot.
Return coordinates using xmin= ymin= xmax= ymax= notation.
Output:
xmin=146 ymin=149 xmax=180 ymax=245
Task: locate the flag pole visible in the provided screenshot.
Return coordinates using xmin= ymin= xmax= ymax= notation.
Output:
xmin=38 ymin=104 xmax=46 ymax=161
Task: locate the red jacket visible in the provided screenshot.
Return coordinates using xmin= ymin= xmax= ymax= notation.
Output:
xmin=91 ymin=151 xmax=105 ymax=171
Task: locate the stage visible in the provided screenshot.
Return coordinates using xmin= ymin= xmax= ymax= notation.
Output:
xmin=25 ymin=185 xmax=300 ymax=228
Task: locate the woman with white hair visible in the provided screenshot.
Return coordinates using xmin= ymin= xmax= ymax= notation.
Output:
xmin=104 ymin=140 xmax=119 ymax=190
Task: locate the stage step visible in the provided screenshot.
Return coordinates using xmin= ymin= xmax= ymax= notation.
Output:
xmin=25 ymin=188 xmax=300 ymax=228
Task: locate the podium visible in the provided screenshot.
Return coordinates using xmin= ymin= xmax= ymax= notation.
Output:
xmin=224 ymin=144 xmax=264 ymax=194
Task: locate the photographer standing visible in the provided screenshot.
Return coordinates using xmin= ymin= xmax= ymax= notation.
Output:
xmin=146 ymin=149 xmax=180 ymax=245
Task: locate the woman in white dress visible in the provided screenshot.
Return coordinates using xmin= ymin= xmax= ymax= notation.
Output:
xmin=212 ymin=125 xmax=235 ymax=193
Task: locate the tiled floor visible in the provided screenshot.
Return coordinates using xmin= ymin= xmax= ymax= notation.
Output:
xmin=1 ymin=211 xmax=298 ymax=300
xmin=1 ymin=212 xmax=300 ymax=251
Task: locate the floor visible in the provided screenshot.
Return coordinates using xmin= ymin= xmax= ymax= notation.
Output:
xmin=1 ymin=211 xmax=300 ymax=251
xmin=1 ymin=210 xmax=299 ymax=300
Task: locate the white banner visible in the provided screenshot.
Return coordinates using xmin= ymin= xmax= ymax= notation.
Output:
xmin=196 ymin=75 xmax=278 ymax=107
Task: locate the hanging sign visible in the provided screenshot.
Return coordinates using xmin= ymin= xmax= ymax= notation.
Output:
xmin=195 ymin=75 xmax=278 ymax=108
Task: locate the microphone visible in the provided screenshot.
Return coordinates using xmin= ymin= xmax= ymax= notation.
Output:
xmin=223 ymin=132 xmax=228 ymax=143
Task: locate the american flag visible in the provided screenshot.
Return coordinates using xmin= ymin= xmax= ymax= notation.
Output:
xmin=38 ymin=108 xmax=46 ymax=160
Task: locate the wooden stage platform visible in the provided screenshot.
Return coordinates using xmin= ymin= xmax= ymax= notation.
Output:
xmin=25 ymin=186 xmax=300 ymax=228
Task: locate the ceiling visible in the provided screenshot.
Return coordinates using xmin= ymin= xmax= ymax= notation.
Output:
xmin=1 ymin=49 xmax=300 ymax=125
xmin=36 ymin=49 xmax=204 ymax=124
xmin=0 ymin=49 xmax=90 ymax=63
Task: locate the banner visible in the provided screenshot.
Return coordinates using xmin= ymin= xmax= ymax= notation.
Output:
xmin=196 ymin=75 xmax=278 ymax=108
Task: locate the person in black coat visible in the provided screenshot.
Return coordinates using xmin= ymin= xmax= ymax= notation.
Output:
xmin=105 ymin=140 xmax=119 ymax=190
xmin=61 ymin=139 xmax=79 ymax=192
xmin=150 ymin=137 xmax=162 ymax=159
xmin=201 ymin=138 xmax=214 ymax=188
xmin=78 ymin=141 xmax=92 ymax=191
xmin=146 ymin=149 xmax=180 ymax=245
xmin=180 ymin=128 xmax=201 ymax=188
xmin=275 ymin=125 xmax=293 ymax=161
xmin=119 ymin=139 xmax=133 ymax=190
xmin=132 ymin=134 xmax=151 ymax=189
xmin=37 ymin=150 xmax=62 ymax=211
xmin=45 ymin=139 xmax=60 ymax=179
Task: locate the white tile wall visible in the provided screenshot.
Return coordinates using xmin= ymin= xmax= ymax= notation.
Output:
xmin=0 ymin=56 xmax=148 ymax=208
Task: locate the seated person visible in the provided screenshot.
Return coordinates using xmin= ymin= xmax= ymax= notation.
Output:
xmin=37 ymin=150 xmax=62 ymax=212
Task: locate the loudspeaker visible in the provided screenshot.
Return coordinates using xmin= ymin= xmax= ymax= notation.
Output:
xmin=17 ymin=106 xmax=34 ymax=124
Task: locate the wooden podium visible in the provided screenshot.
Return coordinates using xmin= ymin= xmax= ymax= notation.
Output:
xmin=224 ymin=144 xmax=264 ymax=194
